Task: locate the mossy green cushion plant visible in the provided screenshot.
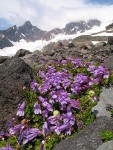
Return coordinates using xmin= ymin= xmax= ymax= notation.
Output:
xmin=0 ymin=58 xmax=112 ymax=150
xmin=101 ymin=130 xmax=113 ymax=142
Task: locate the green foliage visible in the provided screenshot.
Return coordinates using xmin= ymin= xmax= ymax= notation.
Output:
xmin=44 ymin=135 xmax=61 ymax=150
xmin=101 ymin=130 xmax=113 ymax=142
xmin=109 ymin=71 xmax=113 ymax=85
xmin=82 ymin=109 xmax=96 ymax=126
xmin=7 ymin=136 xmax=18 ymax=148
xmin=35 ymin=139 xmax=41 ymax=150
xmin=26 ymin=145 xmax=33 ymax=150
xmin=0 ymin=136 xmax=18 ymax=149
xmin=110 ymin=109 xmax=113 ymax=114
xmin=0 ymin=140 xmax=6 ymax=148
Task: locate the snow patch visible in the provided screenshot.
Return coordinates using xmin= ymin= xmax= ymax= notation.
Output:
xmin=21 ymin=33 xmax=26 ymax=37
xmin=0 ymin=39 xmax=48 ymax=56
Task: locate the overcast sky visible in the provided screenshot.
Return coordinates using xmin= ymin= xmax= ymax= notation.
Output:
xmin=0 ymin=0 xmax=113 ymax=30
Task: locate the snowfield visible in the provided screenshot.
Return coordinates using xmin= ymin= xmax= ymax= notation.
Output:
xmin=0 ymin=40 xmax=48 ymax=56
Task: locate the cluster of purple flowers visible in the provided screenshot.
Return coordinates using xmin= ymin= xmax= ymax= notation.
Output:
xmin=0 ymin=58 xmax=110 ymax=150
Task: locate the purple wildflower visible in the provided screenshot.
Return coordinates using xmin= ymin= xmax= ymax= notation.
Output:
xmin=9 ymin=124 xmax=25 ymax=135
xmin=30 ymin=81 xmax=38 ymax=92
xmin=6 ymin=118 xmax=15 ymax=130
xmin=62 ymin=79 xmax=71 ymax=89
xmin=92 ymin=96 xmax=99 ymax=102
xmin=38 ymin=96 xmax=46 ymax=103
xmin=61 ymin=60 xmax=68 ymax=64
xmin=87 ymin=65 xmax=97 ymax=73
xmin=70 ymin=99 xmax=80 ymax=110
xmin=74 ymin=74 xmax=89 ymax=84
xmin=38 ymin=82 xmax=51 ymax=93
xmin=55 ymin=124 xmax=70 ymax=135
xmin=71 ymin=83 xmax=82 ymax=94
xmin=62 ymin=112 xmax=75 ymax=126
xmin=65 ymin=129 xmax=71 ymax=135
xmin=0 ymin=131 xmax=4 ymax=139
xmin=89 ymin=78 xmax=100 ymax=86
xmin=50 ymin=91 xmax=57 ymax=99
xmin=42 ymin=110 xmax=49 ymax=118
xmin=94 ymin=66 xmax=109 ymax=78
xmin=16 ymin=101 xmax=26 ymax=117
xmin=103 ymin=71 xmax=109 ymax=79
xmin=77 ymin=121 xmax=83 ymax=128
xmin=38 ymin=70 xmax=46 ymax=78
xmin=34 ymin=102 xmax=41 ymax=114
xmin=42 ymin=101 xmax=53 ymax=112
xmin=42 ymin=122 xmax=51 ymax=136
xmin=71 ymin=58 xmax=83 ymax=68
xmin=23 ymin=128 xmax=41 ymax=145
xmin=40 ymin=140 xmax=45 ymax=150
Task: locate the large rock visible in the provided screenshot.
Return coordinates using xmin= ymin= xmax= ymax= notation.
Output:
xmin=0 ymin=58 xmax=33 ymax=130
xmin=22 ymin=50 xmax=43 ymax=68
xmin=53 ymin=41 xmax=63 ymax=49
xmin=53 ymin=117 xmax=113 ymax=150
xmin=94 ymin=42 xmax=106 ymax=48
xmin=67 ymin=42 xmax=74 ymax=48
xmin=14 ymin=49 xmax=32 ymax=58
xmin=96 ymin=140 xmax=113 ymax=150
xmin=42 ymin=41 xmax=64 ymax=52
xmin=92 ymin=87 xmax=113 ymax=118
xmin=72 ymin=41 xmax=94 ymax=50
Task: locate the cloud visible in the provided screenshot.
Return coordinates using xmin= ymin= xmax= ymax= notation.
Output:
xmin=0 ymin=0 xmax=113 ymax=30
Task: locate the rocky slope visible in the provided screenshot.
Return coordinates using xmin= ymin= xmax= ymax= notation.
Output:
xmin=0 ymin=36 xmax=113 ymax=149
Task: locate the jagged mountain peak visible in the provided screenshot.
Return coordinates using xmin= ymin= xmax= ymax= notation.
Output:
xmin=8 ymin=25 xmax=17 ymax=31
xmin=106 ymin=22 xmax=113 ymax=30
xmin=0 ymin=19 xmax=103 ymax=49
xmin=22 ymin=21 xmax=33 ymax=27
xmin=64 ymin=19 xmax=101 ymax=34
xmin=87 ymin=19 xmax=101 ymax=27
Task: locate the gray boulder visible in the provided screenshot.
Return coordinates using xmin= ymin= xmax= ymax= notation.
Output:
xmin=94 ymin=42 xmax=106 ymax=48
xmin=53 ymin=117 xmax=113 ymax=150
xmin=67 ymin=42 xmax=75 ymax=48
xmin=0 ymin=58 xmax=33 ymax=130
xmin=14 ymin=49 xmax=32 ymax=58
xmin=53 ymin=41 xmax=63 ymax=49
xmin=96 ymin=140 xmax=113 ymax=150
xmin=22 ymin=50 xmax=44 ymax=68
xmin=42 ymin=41 xmax=64 ymax=52
xmin=92 ymin=87 xmax=113 ymax=118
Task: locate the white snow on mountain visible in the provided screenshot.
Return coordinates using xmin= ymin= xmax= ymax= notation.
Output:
xmin=0 ymin=23 xmax=113 ymax=56
xmin=0 ymin=32 xmax=84 ymax=56
xmin=0 ymin=39 xmax=48 ymax=56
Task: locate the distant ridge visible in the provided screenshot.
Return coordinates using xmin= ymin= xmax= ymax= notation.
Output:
xmin=0 ymin=19 xmax=101 ymax=49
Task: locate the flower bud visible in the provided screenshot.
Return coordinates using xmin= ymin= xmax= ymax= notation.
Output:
xmin=88 ymin=90 xmax=95 ymax=96
xmin=53 ymin=110 xmax=60 ymax=116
